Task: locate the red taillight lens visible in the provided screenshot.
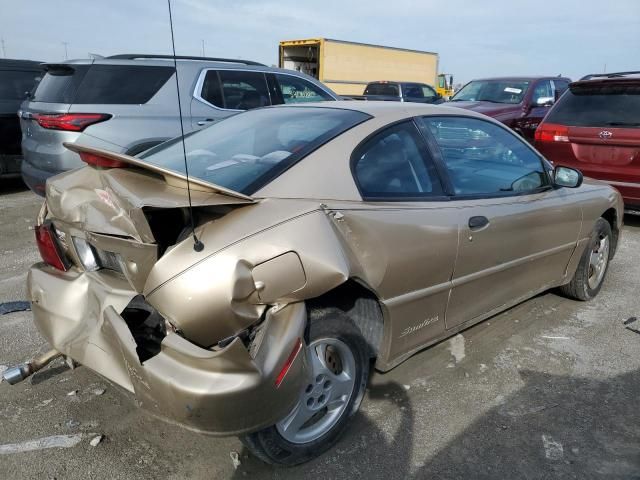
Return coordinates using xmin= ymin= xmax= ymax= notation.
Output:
xmin=33 ymin=113 xmax=111 ymax=132
xmin=35 ymin=224 xmax=69 ymax=271
xmin=79 ymin=151 xmax=128 ymax=168
xmin=535 ymin=123 xmax=569 ymax=143
xmin=275 ymin=338 xmax=303 ymax=388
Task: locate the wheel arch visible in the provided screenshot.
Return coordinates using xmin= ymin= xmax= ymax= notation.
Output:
xmin=306 ymin=278 xmax=385 ymax=362
xmin=601 ymin=207 xmax=619 ymax=256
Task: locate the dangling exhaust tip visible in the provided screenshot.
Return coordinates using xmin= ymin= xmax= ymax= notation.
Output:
xmin=3 ymin=364 xmax=31 ymax=385
xmin=2 ymin=349 xmax=62 ymax=385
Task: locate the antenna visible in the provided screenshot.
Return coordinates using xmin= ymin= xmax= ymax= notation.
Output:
xmin=167 ymin=0 xmax=204 ymax=252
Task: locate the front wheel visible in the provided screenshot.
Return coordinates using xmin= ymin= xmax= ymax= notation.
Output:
xmin=560 ymin=217 xmax=612 ymax=301
xmin=241 ymin=307 xmax=370 ymax=466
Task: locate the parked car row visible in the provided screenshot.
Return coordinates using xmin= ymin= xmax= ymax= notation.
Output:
xmin=2 ymin=54 xmax=637 ymax=213
xmin=16 ymin=54 xmax=339 ymax=194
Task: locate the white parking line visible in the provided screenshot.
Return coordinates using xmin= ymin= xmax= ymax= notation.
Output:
xmin=0 ymin=434 xmax=85 ymax=455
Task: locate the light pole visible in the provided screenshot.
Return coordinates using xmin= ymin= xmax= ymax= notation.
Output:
xmin=201 ymin=39 xmax=205 ymax=57
xmin=1 ymin=38 xmax=6 ymax=58
xmin=62 ymin=41 xmax=69 ymax=60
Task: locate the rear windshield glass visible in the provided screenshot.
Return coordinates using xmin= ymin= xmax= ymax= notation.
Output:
xmin=546 ymin=83 xmax=640 ymax=127
xmin=364 ymin=83 xmax=399 ymax=96
xmin=32 ymin=65 xmax=89 ymax=103
xmin=0 ymin=69 xmax=42 ymax=100
xmin=74 ymin=65 xmax=174 ymax=104
xmin=33 ymin=64 xmax=173 ymax=104
xmin=139 ymin=107 xmax=370 ymax=194
xmin=450 ymin=80 xmax=530 ymax=104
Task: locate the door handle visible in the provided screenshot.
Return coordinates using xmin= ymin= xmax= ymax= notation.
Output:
xmin=197 ymin=118 xmax=214 ymax=126
xmin=468 ymin=216 xmax=489 ymax=230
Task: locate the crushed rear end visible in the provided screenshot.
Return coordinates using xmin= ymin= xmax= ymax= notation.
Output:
xmin=24 ymin=148 xmax=309 ymax=436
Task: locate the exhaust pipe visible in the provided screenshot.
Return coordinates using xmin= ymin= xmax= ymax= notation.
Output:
xmin=3 ymin=349 xmax=62 ymax=385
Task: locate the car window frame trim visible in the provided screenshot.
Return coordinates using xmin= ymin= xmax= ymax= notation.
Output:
xmin=349 ymin=118 xmax=449 ymax=202
xmin=416 ymin=114 xmax=555 ymax=200
xmin=193 ymin=68 xmax=338 ymax=112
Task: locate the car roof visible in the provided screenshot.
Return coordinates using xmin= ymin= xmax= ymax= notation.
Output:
xmin=279 ymin=100 xmax=489 ymax=119
xmin=470 ymin=76 xmax=569 ymax=82
xmin=45 ymin=56 xmax=280 ymax=72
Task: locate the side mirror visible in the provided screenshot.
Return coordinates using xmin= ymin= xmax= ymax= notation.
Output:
xmin=534 ymin=96 xmax=554 ymax=107
xmin=554 ymin=166 xmax=583 ymax=188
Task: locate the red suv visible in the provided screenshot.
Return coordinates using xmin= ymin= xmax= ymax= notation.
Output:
xmin=535 ymin=72 xmax=640 ymax=212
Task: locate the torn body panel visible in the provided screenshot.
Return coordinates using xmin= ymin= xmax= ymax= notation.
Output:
xmin=28 ymin=261 xmax=308 ymax=436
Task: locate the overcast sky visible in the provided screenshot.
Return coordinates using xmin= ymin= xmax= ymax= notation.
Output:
xmin=1 ymin=0 xmax=639 ymax=84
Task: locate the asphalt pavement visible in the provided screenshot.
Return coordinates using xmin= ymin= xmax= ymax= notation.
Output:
xmin=1 ymin=177 xmax=639 ymax=479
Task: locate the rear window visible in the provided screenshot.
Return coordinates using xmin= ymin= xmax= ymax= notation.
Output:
xmin=364 ymin=83 xmax=399 ymax=96
xmin=0 ymin=69 xmax=42 ymax=101
xmin=33 ymin=65 xmax=173 ymax=104
xmin=32 ymin=65 xmax=89 ymax=103
xmin=139 ymin=107 xmax=370 ymax=194
xmin=546 ymin=82 xmax=640 ymax=127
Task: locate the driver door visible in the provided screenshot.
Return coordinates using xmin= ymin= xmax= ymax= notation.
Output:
xmin=418 ymin=116 xmax=582 ymax=329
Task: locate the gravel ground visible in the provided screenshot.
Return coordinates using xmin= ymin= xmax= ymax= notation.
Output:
xmin=1 ymin=178 xmax=639 ymax=479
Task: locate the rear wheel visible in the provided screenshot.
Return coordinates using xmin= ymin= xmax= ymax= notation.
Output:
xmin=241 ymin=308 xmax=369 ymax=466
xmin=560 ymin=218 xmax=612 ymax=301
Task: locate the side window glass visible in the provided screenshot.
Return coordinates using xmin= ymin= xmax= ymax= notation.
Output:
xmin=403 ymin=84 xmax=424 ymax=99
xmin=200 ymin=70 xmax=224 ymax=108
xmin=552 ymin=79 xmax=570 ymax=98
xmin=418 ymin=116 xmax=548 ymax=196
xmin=421 ymin=85 xmax=437 ymax=100
xmin=275 ymin=74 xmax=332 ymax=103
xmin=215 ymin=70 xmax=270 ymax=110
xmin=353 ymin=122 xmax=443 ymax=198
xmin=532 ymin=80 xmax=553 ymax=105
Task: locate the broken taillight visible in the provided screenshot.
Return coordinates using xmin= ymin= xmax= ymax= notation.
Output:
xmin=35 ymin=223 xmax=69 ymax=271
xmin=275 ymin=338 xmax=303 ymax=388
xmin=79 ymin=151 xmax=128 ymax=168
xmin=33 ymin=113 xmax=111 ymax=132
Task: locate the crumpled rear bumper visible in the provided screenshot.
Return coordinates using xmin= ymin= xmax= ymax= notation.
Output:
xmin=28 ymin=264 xmax=308 ymax=436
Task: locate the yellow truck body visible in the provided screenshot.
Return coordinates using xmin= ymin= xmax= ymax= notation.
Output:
xmin=279 ymin=38 xmax=439 ymax=96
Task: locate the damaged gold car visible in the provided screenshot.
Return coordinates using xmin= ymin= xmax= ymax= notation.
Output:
xmin=5 ymin=102 xmax=623 ymax=465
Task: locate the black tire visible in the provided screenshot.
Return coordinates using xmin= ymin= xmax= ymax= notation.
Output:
xmin=559 ymin=218 xmax=612 ymax=301
xmin=241 ymin=307 xmax=370 ymax=466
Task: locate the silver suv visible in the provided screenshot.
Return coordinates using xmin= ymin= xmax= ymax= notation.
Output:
xmin=19 ymin=54 xmax=339 ymax=195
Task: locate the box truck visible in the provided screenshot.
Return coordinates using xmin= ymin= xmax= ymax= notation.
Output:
xmin=279 ymin=38 xmax=439 ymax=96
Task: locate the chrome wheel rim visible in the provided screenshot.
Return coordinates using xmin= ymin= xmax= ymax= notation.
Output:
xmin=588 ymin=235 xmax=610 ymax=289
xmin=276 ymin=338 xmax=356 ymax=444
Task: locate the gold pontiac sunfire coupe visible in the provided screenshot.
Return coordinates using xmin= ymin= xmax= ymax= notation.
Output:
xmin=9 ymin=102 xmax=623 ymax=465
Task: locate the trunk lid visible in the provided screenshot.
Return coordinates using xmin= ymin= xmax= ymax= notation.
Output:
xmin=44 ymin=147 xmax=254 ymax=292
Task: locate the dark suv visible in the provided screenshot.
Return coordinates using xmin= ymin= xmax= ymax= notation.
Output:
xmin=448 ymin=76 xmax=571 ymax=142
xmin=535 ymin=72 xmax=640 ymax=212
xmin=19 ymin=54 xmax=339 ymax=195
xmin=0 ymin=59 xmax=42 ymax=178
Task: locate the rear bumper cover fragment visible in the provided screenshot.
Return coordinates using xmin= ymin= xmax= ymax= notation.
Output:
xmin=28 ymin=265 xmax=308 ymax=436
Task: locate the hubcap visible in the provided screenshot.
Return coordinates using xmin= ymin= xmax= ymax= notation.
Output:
xmin=588 ymin=235 xmax=610 ymax=290
xmin=276 ymin=338 xmax=356 ymax=444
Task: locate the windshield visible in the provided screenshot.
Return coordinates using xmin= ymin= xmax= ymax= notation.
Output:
xmin=450 ymin=80 xmax=530 ymax=104
xmin=138 ymin=107 xmax=370 ymax=194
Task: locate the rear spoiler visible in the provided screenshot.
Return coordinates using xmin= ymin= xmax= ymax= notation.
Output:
xmin=63 ymin=143 xmax=254 ymax=201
